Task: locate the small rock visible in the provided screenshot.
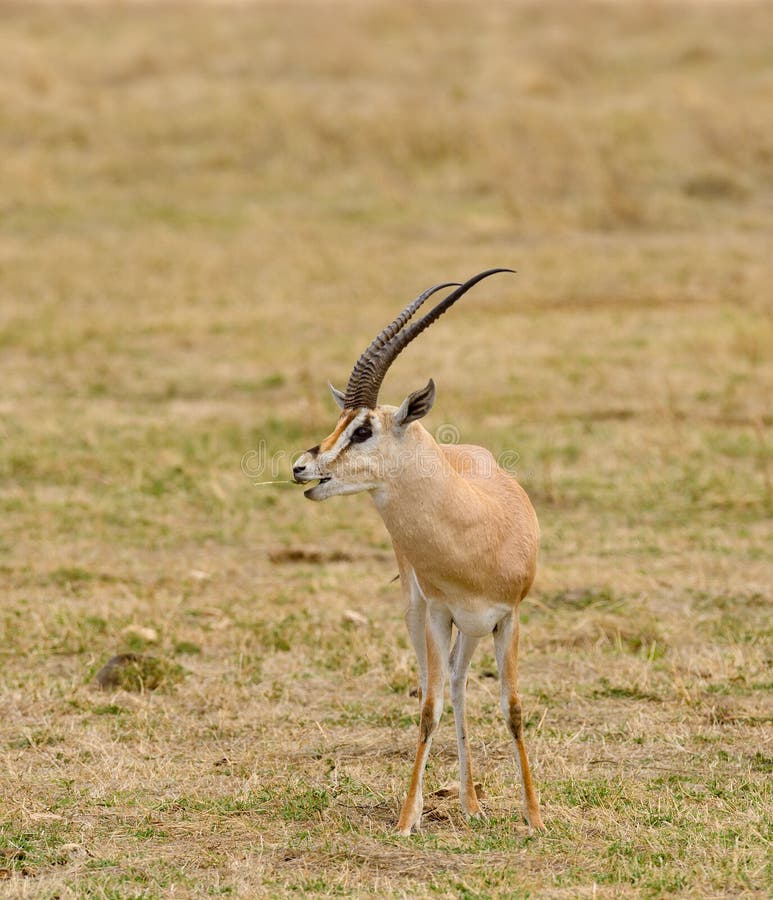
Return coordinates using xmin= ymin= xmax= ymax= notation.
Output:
xmin=95 ymin=654 xmax=184 ymax=692
xmin=430 ymin=785 xmax=459 ymax=799
xmin=430 ymin=783 xmax=484 ymax=800
xmin=121 ymin=625 xmax=158 ymax=644
xmin=342 ymin=609 xmax=368 ymax=627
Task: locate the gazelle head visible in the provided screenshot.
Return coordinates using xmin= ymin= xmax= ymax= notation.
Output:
xmin=293 ymin=269 xmax=513 ymax=501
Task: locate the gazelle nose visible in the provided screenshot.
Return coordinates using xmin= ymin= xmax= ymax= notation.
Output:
xmin=293 ymin=464 xmax=306 ymax=478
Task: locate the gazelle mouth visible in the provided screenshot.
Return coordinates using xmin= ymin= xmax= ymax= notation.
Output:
xmin=303 ymin=476 xmax=331 ymax=498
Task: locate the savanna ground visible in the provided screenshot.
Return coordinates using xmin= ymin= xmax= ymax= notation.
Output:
xmin=1 ymin=1 xmax=772 ymax=896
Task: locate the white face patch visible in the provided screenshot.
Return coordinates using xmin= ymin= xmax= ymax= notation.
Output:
xmin=323 ymin=411 xmax=376 ymax=463
xmin=294 ymin=409 xmax=386 ymax=501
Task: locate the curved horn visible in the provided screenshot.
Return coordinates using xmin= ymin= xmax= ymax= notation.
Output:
xmin=344 ymin=268 xmax=515 ymax=410
xmin=344 ymin=281 xmax=460 ymax=409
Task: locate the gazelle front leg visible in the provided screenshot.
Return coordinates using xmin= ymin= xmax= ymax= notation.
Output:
xmin=493 ymin=612 xmax=545 ymax=831
xmin=449 ymin=630 xmax=482 ymax=818
xmin=404 ymin=571 xmax=428 ymax=704
xmin=397 ymin=606 xmax=452 ymax=835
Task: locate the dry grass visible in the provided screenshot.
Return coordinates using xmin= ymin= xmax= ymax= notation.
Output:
xmin=0 ymin=0 xmax=771 ymax=896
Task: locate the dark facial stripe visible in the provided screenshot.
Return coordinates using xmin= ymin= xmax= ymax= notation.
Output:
xmin=348 ymin=417 xmax=373 ymax=445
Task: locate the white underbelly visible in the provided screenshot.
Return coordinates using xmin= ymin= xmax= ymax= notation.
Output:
xmin=438 ymin=600 xmax=512 ymax=638
xmin=410 ymin=571 xmax=514 ymax=637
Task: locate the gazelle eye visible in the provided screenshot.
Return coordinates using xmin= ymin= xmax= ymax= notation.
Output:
xmin=350 ymin=425 xmax=372 ymax=444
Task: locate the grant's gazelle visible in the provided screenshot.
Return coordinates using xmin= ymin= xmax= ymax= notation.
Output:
xmin=293 ymin=270 xmax=544 ymax=834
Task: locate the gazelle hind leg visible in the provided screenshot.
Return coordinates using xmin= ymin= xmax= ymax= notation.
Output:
xmin=493 ymin=612 xmax=545 ymax=831
xmin=449 ymin=631 xmax=482 ymax=818
xmin=397 ymin=607 xmax=452 ymax=835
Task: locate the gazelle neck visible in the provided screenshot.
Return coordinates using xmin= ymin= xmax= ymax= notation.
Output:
xmin=370 ymin=424 xmax=458 ymax=550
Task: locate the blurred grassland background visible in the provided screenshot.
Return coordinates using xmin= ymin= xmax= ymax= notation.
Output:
xmin=0 ymin=1 xmax=771 ymax=896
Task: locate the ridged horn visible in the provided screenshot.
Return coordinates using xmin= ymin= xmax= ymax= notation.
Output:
xmin=343 ymin=281 xmax=459 ymax=409
xmin=344 ymin=268 xmax=514 ymax=410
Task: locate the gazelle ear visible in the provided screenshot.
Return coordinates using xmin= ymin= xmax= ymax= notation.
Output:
xmin=394 ymin=379 xmax=436 ymax=428
xmin=328 ymin=383 xmax=346 ymax=410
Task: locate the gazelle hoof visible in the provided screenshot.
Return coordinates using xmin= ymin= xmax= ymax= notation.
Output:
xmin=461 ymin=782 xmax=485 ymax=820
xmin=396 ymin=818 xmax=421 ymax=836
